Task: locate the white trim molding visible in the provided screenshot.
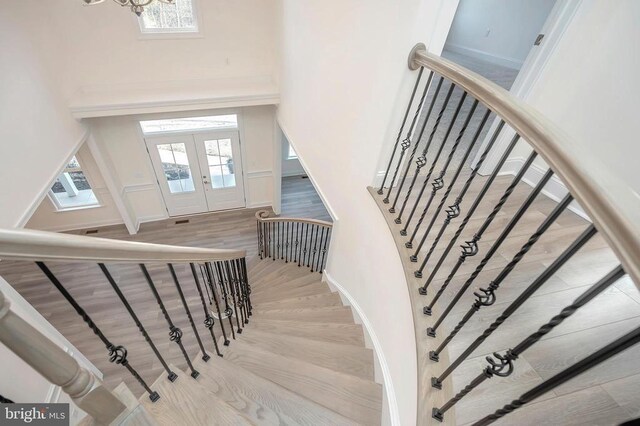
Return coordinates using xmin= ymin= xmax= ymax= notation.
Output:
xmin=122 ymin=183 xmax=158 ymax=195
xmin=445 ymin=43 xmax=523 ymax=70
xmin=322 ymin=271 xmax=401 ymax=426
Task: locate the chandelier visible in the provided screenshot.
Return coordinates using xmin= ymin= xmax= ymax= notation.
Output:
xmin=83 ymin=0 xmax=176 ymax=16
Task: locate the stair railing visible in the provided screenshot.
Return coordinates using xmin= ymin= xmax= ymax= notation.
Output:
xmin=373 ymin=43 xmax=640 ymax=424
xmin=0 ymin=227 xmax=251 ymax=418
xmin=255 ymin=210 xmax=332 ymax=273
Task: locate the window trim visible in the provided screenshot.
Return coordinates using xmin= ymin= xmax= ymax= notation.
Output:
xmin=49 ymin=153 xmax=102 ymax=212
xmin=135 ymin=0 xmax=203 ymax=40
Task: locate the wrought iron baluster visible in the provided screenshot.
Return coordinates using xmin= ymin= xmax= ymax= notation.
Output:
xmin=139 ymin=264 xmax=199 ymax=378
xmin=417 ymin=121 xmax=506 ymax=269
xmin=430 ymin=224 xmax=596 ymax=375
xmin=203 ymin=262 xmax=230 ymax=346
xmin=384 ymin=72 xmax=434 ymax=204
xmin=418 ymin=133 xmax=519 ymax=284
xmin=240 ymin=258 xmax=252 ymax=316
xmin=409 ymin=102 xmax=486 ymax=256
xmin=426 ymin=168 xmax=555 ymax=336
xmin=392 ymin=78 xmax=451 ymax=217
xmin=168 ymin=264 xmax=209 ymax=362
xmin=320 ymin=228 xmax=330 ymax=271
xmin=314 ymin=227 xmax=327 ymax=273
xmin=471 ymin=267 xmax=631 ymax=426
xmin=213 ymin=261 xmax=236 ymax=340
xmin=190 ymin=263 xmax=222 ymax=357
xmin=234 ymin=259 xmax=249 ymax=322
xmin=98 ymin=263 xmax=176 ymax=381
xmin=401 ymin=90 xmax=468 ymax=234
xmin=429 ymin=194 xmax=575 ymax=365
xmin=293 ymin=222 xmax=300 ymax=263
xmin=309 ymin=225 xmax=320 ymax=269
xmin=285 ymin=222 xmax=290 ymax=262
xmin=302 ymin=223 xmax=310 ymax=268
xmin=378 ymin=67 xmax=426 ymax=194
xmin=223 ymin=261 xmax=243 ymax=334
xmin=37 ymin=262 xmax=160 ymax=401
xmin=419 ymin=147 xmax=535 ymax=301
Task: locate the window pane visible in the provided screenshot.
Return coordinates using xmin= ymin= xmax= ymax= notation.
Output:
xmin=203 ymin=139 xmax=236 ymax=189
xmin=140 ymin=115 xmax=238 ymax=134
xmin=288 ymin=144 xmax=298 ymax=159
xmin=157 ymin=143 xmax=195 ymax=193
xmin=139 ymin=0 xmax=197 ymax=33
xmin=50 ymin=162 xmax=98 ymax=209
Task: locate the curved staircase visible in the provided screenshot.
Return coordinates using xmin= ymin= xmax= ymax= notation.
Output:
xmin=137 ymin=257 xmax=383 ymax=425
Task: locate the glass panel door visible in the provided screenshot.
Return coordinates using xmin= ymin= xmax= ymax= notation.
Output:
xmin=145 ymin=134 xmax=208 ymax=216
xmin=194 ymin=131 xmax=245 ymax=211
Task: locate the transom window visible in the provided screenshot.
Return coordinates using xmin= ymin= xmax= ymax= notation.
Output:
xmin=288 ymin=143 xmax=298 ymax=160
xmin=140 ymin=115 xmax=238 ymax=135
xmin=49 ymin=156 xmax=99 ymax=210
xmin=138 ymin=0 xmax=198 ymax=34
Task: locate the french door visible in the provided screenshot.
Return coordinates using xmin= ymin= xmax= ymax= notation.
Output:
xmin=145 ymin=130 xmax=245 ymax=216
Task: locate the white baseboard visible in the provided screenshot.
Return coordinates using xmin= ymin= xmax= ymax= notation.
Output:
xmin=35 ymin=218 xmax=125 ymax=233
xmin=500 ymin=157 xmax=590 ymax=221
xmin=322 ymin=271 xmax=400 ymax=426
xmin=445 ymin=43 xmax=523 ymax=70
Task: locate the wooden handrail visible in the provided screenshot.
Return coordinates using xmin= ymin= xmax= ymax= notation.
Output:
xmin=409 ymin=44 xmax=640 ymax=288
xmin=255 ymin=210 xmax=333 ymax=228
xmin=0 ymin=228 xmax=246 ymax=263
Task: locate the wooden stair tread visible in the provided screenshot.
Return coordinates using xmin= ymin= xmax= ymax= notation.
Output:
xmin=239 ymin=328 xmax=375 ymax=380
xmin=251 ymin=305 xmax=356 ymax=323
xmin=248 ymin=318 xmax=366 ymax=345
xmin=252 ymin=271 xmax=321 ymax=292
xmin=141 ymin=365 xmax=251 ymax=426
xmin=193 ymin=354 xmax=358 ymax=425
xmin=250 ymin=282 xmax=330 ymax=303
xmin=255 ymin=292 xmax=343 ymax=309
xmin=224 ymin=341 xmax=382 ymax=425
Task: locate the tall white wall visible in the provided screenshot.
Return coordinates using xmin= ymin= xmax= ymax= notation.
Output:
xmin=278 ymin=2 xmax=449 ymax=424
xmin=445 ymin=0 xmax=556 ymax=69
xmin=505 ymin=0 xmax=640 ymax=208
xmin=0 ymin=2 xmax=86 ymax=228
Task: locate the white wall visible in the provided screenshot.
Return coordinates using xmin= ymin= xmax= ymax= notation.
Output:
xmin=500 ymin=0 xmax=640 ymax=221
xmin=43 ymin=0 xmax=278 ymax=101
xmin=445 ymin=0 xmax=556 ymax=69
xmin=0 ymin=2 xmax=87 ymax=228
xmin=278 ymin=1 xmax=449 ymax=424
xmin=25 ymin=144 xmax=125 ymax=232
xmin=281 ymin=134 xmax=305 ymax=177
xmin=88 ymin=106 xmax=277 ymax=228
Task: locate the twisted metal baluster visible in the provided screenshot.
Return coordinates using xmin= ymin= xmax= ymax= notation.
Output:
xmin=409 ymin=102 xmax=486 ymax=256
xmin=320 ymin=228 xmax=331 ymax=272
xmin=190 ymin=263 xmax=222 ymax=357
xmin=203 ymin=262 xmax=230 ymax=346
xmin=168 ymin=264 xmax=210 ymax=362
xmin=418 ymin=133 xmax=519 ymax=283
xmin=314 ymin=228 xmax=327 ymax=273
xmin=428 ymin=194 xmax=573 ymax=359
xmin=416 ymin=121 xmax=506 ymax=270
xmin=139 ymin=264 xmax=199 ymax=378
xmin=302 ymin=223 xmax=310 ymax=267
xmin=235 ymin=259 xmax=250 ymax=321
xmin=400 ymin=90 xmax=469 ymax=235
xmin=431 ymin=225 xmax=596 ymax=379
xmin=223 ymin=261 xmax=243 ymax=334
xmin=37 ymin=262 xmax=160 ymax=401
xmin=384 ymin=72 xmax=434 ymax=204
xmin=393 ymin=79 xmax=452 ymax=220
xmin=227 ymin=260 xmax=245 ymax=328
xmin=214 ymin=262 xmax=236 ymax=340
xmin=418 ymin=147 xmax=536 ymax=303
xmin=285 ymin=222 xmax=290 ymax=262
xmin=98 ymin=263 xmax=176 ymax=381
xmin=309 ymin=225 xmax=320 ymax=270
xmin=378 ymin=67 xmax=426 ymax=194
xmin=426 ymin=168 xmax=555 ymax=336
xmin=472 ymin=266 xmax=629 ymax=426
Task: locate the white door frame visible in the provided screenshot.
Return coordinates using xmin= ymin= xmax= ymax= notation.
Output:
xmin=461 ymin=0 xmax=584 ymax=174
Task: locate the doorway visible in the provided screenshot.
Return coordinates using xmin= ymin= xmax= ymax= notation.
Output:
xmin=142 ymin=115 xmax=246 ymax=216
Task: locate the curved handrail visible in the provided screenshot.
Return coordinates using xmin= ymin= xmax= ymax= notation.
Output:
xmin=410 ymin=45 xmax=640 ymax=288
xmin=255 ymin=210 xmax=333 ymax=228
xmin=0 ymin=228 xmax=246 ymax=263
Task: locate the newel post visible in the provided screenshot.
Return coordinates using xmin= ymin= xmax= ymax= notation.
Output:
xmin=0 ymin=289 xmax=127 ymax=424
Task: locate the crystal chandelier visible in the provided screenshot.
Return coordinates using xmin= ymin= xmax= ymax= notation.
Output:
xmin=83 ymin=0 xmax=176 ymax=16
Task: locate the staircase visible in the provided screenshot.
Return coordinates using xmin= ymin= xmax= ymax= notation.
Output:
xmin=133 ymin=258 xmax=382 ymax=425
